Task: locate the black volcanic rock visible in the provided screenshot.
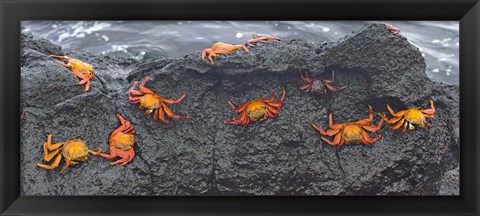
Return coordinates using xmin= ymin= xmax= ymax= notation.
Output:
xmin=20 ymin=24 xmax=459 ymax=196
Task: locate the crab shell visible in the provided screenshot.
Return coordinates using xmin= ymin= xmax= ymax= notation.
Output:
xmin=340 ymin=124 xmax=365 ymax=143
xmin=110 ymin=132 xmax=135 ymax=150
xmin=140 ymin=94 xmax=162 ymax=111
xmin=245 ymin=100 xmax=268 ymax=120
xmin=61 ymin=139 xmax=90 ymax=161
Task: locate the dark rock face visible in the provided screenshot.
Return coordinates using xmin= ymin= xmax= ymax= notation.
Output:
xmin=20 ymin=24 xmax=459 ymax=195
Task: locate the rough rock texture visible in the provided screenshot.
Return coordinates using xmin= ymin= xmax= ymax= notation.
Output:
xmin=438 ymin=166 xmax=460 ymax=195
xmin=20 ymin=24 xmax=459 ymax=195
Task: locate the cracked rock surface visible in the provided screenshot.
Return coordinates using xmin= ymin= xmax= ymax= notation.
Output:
xmin=21 ymin=24 xmax=459 ymax=195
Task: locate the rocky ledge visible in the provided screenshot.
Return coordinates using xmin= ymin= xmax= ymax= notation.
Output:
xmin=20 ymin=24 xmax=459 ymax=195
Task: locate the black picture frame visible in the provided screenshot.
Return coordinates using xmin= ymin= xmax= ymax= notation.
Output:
xmin=1 ymin=0 xmax=478 ymax=215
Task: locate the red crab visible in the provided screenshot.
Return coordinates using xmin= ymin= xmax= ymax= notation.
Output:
xmin=385 ymin=24 xmax=401 ymax=34
xmin=128 ymin=76 xmax=190 ymax=123
xmin=224 ymin=89 xmax=286 ymax=128
xmin=97 ymin=114 xmax=136 ymax=166
xmin=299 ymin=70 xmax=347 ymax=97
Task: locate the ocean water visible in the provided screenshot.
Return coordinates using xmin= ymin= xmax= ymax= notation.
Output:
xmin=21 ymin=21 xmax=459 ymax=85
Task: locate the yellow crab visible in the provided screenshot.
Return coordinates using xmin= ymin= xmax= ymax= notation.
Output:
xmin=378 ymin=100 xmax=435 ymax=134
xmin=49 ymin=55 xmax=95 ymax=92
xmin=201 ymin=42 xmax=249 ymax=64
xmin=36 ymin=134 xmax=101 ymax=173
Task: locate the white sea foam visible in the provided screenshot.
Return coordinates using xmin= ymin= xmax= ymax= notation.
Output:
xmin=235 ymin=32 xmax=243 ymax=38
xmin=112 ymin=45 xmax=128 ymax=53
xmin=57 ymin=21 xmax=112 ymax=42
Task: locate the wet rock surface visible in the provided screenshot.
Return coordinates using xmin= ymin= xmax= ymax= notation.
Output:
xmin=21 ymin=24 xmax=459 ymax=195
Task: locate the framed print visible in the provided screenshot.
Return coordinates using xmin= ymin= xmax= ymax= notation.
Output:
xmin=1 ymin=0 xmax=479 ymax=215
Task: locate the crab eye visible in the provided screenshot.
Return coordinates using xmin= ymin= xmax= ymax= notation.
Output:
xmin=408 ymin=122 xmax=415 ymax=130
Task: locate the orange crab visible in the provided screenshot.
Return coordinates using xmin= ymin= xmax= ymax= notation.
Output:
xmin=129 ymin=76 xmax=190 ymax=123
xmin=312 ymin=106 xmax=383 ymax=147
xmin=97 ymin=114 xmax=136 ymax=166
xmin=201 ymin=42 xmax=249 ymax=64
xmin=224 ymin=89 xmax=286 ymax=128
xmin=245 ymin=34 xmax=281 ymax=47
xmin=36 ymin=134 xmax=101 ymax=173
xmin=50 ymin=55 xmax=95 ymax=92
xmin=378 ymin=100 xmax=435 ymax=134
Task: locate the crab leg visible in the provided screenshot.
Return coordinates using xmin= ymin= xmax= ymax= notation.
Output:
xmin=238 ymin=111 xmax=248 ymax=126
xmin=43 ymin=148 xmax=61 ymax=162
xmin=327 ymin=113 xmax=344 ymax=130
xmin=37 ymin=154 xmax=62 ymax=170
xmin=228 ymin=101 xmax=248 ymax=113
xmin=162 ymin=104 xmax=190 ymax=119
xmin=390 ymin=118 xmax=405 ymax=130
xmin=299 ymin=82 xmax=313 ymax=92
xmin=400 ymin=121 xmax=408 ymax=135
xmin=44 ymin=134 xmax=64 ymax=151
xmin=202 ymin=49 xmax=216 ymax=64
xmin=267 ymin=91 xmax=277 ymax=101
xmin=224 ymin=118 xmax=240 ymax=125
xmin=362 ymin=119 xmax=384 ymax=132
xmin=322 ymin=71 xmax=336 ymax=84
xmin=362 ymin=132 xmax=381 ymax=145
xmin=265 ymin=109 xmax=276 ymax=118
xmin=421 ymin=100 xmax=435 ymax=116
xmin=109 ymin=149 xmax=134 ymax=166
xmin=266 ymin=89 xmax=286 ymax=107
xmin=325 ymin=83 xmax=347 ymax=92
xmin=114 ymin=114 xmax=134 ymax=134
xmin=259 ymin=114 xmax=269 ymax=121
xmin=89 ymin=148 xmax=101 ymax=156
xmin=300 ymin=71 xmax=309 ymax=82
xmin=425 ymin=121 xmax=431 ymax=128
xmin=50 ymin=55 xmax=73 ymax=68
xmin=312 ymin=122 xmax=341 ymax=136
xmin=387 ymin=104 xmax=406 ymax=117
xmin=123 ymin=149 xmax=135 ymax=165
xmin=153 ymin=109 xmax=159 ymax=121
xmin=110 ymin=158 xmax=128 ymax=166
xmin=129 ymin=96 xmax=143 ymax=104
xmin=138 ymin=85 xmax=156 ymax=95
xmin=239 ymin=111 xmax=250 ymax=127
xmin=162 ymin=94 xmax=187 ymax=104
xmin=99 ymin=146 xmax=118 ymax=159
xmin=356 ymin=106 xmax=374 ymax=125
xmin=266 ymin=105 xmax=280 ymax=115
xmin=82 ymin=80 xmax=91 ymax=92
xmin=139 ymin=76 xmax=151 ymax=86
xmin=158 ymin=108 xmax=169 ymax=123
xmin=321 ymin=132 xmax=343 ymax=147
xmin=60 ymin=159 xmax=77 ymax=173
xmin=378 ymin=113 xmax=402 ymax=124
